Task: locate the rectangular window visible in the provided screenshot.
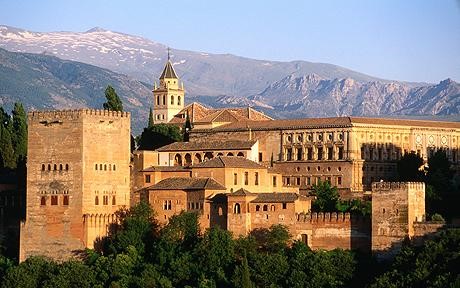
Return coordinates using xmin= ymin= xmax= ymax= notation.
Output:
xmin=307 ymin=177 xmax=311 ymax=185
xmin=255 ymin=172 xmax=259 ymax=185
xmin=317 ymin=147 xmax=323 ymax=160
xmin=327 ymin=177 xmax=331 ymax=184
xmin=337 ymin=176 xmax=342 ymax=186
xmin=307 ymin=147 xmax=313 ymax=160
xmin=282 ymin=202 xmax=287 ymax=209
xmin=286 ymin=148 xmax=292 ymax=161
xmin=296 ymin=177 xmax=301 ymax=185
xmin=327 ymin=147 xmax=333 ymax=160
xmin=338 ymin=147 xmax=344 ymax=160
xmin=259 ymin=152 xmax=263 ymax=162
xmin=145 ymin=174 xmax=151 ymax=183
xmin=234 ymin=173 xmax=238 ymax=185
xmin=273 ymin=176 xmax=277 ymax=187
xmin=63 ymin=195 xmax=69 ymax=205
xmin=103 ymin=196 xmax=109 ymax=205
xmin=112 ymin=196 xmax=116 ymax=205
xmin=286 ymin=177 xmax=291 ymax=186
xmin=297 ymin=148 xmax=303 ymax=160
xmin=244 ymin=172 xmax=249 ymax=185
xmin=51 ymin=195 xmax=58 ymax=205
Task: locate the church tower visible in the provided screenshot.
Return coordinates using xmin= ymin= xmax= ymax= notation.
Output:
xmin=153 ymin=50 xmax=185 ymax=124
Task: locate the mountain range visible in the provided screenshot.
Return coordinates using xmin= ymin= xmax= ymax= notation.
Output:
xmin=0 ymin=25 xmax=459 ymax=133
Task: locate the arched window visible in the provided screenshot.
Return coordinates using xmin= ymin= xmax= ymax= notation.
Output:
xmin=174 ymin=154 xmax=182 ymax=166
xmin=113 ymin=165 xmax=116 ymax=171
xmin=263 ymin=205 xmax=268 ymax=211
xmin=48 ymin=164 xmax=51 ymax=171
xmin=184 ymin=154 xmax=192 ymax=166
xmin=59 ymin=164 xmax=63 ymax=171
xmin=218 ymin=206 xmax=223 ymax=216
xmin=112 ymin=196 xmax=116 ymax=205
xmin=40 ymin=196 xmax=46 ymax=206
xmin=95 ymin=196 xmax=99 ymax=205
xmin=41 ymin=164 xmax=45 ymax=171
xmin=109 ymin=164 xmax=112 ymax=171
xmin=255 ymin=205 xmax=260 ymax=211
xmin=237 ymin=152 xmax=244 ymax=157
xmin=95 ymin=164 xmax=98 ymax=170
xmin=99 ymin=164 xmax=103 ymax=170
xmin=178 ymin=96 xmax=181 ymax=105
xmin=63 ymin=195 xmax=69 ymax=205
xmin=233 ymin=203 xmax=241 ymax=214
xmin=104 ymin=164 xmax=107 ymax=171
xmin=156 ymin=95 xmax=160 ymax=105
xmin=271 ymin=205 xmax=276 ymax=211
xmin=194 ymin=153 xmax=202 ymax=163
xmin=204 ymin=152 xmax=213 ymax=160
xmin=163 ymin=95 xmax=166 ymax=105
xmin=53 ymin=164 xmax=57 ymax=171
xmin=171 ymin=95 xmax=174 ymax=105
xmin=217 ymin=153 xmax=223 ymax=156
xmin=227 ymin=152 xmax=234 ymax=157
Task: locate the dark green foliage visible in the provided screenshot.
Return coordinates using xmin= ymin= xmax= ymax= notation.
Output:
xmin=148 ymin=107 xmax=154 ymax=128
xmin=312 ymin=180 xmax=339 ymax=212
xmin=183 ymin=112 xmax=192 ymax=142
xmin=370 ymin=229 xmax=460 ymax=288
xmin=11 ymin=103 xmax=27 ymax=163
xmin=0 ymin=202 xmax=455 ymax=288
xmin=0 ymin=107 xmax=15 ymax=170
xmin=103 ymin=85 xmax=123 ymax=111
xmin=397 ymin=151 xmax=425 ymax=181
xmin=426 ymin=150 xmax=458 ymax=219
xmin=336 ymin=198 xmax=372 ymax=216
xmin=137 ymin=124 xmax=183 ymax=150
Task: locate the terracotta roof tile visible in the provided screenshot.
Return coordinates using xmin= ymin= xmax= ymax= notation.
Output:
xmin=191 ymin=156 xmax=266 ymax=169
xmin=157 ymin=140 xmax=257 ymax=152
xmin=140 ymin=166 xmax=191 ymax=172
xmin=159 ymin=60 xmax=178 ymax=79
xmin=230 ymin=188 xmax=254 ymax=196
xmin=146 ymin=177 xmax=226 ymax=191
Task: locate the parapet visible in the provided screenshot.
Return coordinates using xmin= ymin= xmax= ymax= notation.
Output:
xmin=28 ymin=109 xmax=130 ymax=121
xmin=372 ymin=182 xmax=425 ymax=192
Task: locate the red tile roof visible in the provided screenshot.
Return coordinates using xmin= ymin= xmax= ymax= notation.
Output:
xmin=191 ymin=156 xmax=266 ymax=169
xmin=145 ymin=177 xmax=226 ymax=191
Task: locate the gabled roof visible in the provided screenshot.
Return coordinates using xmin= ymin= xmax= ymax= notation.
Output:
xmin=191 ymin=156 xmax=266 ymax=169
xmin=230 ymin=188 xmax=254 ymax=196
xmin=157 ymin=140 xmax=257 ymax=152
xmin=146 ymin=177 xmax=226 ymax=191
xmin=159 ymin=60 xmax=178 ymax=79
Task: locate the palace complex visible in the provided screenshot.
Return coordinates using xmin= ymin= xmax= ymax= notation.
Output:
xmin=18 ymin=57 xmax=457 ymax=261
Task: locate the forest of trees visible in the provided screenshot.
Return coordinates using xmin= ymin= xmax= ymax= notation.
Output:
xmin=0 ymin=202 xmax=458 ymax=288
xmin=0 ymin=103 xmax=27 ymax=171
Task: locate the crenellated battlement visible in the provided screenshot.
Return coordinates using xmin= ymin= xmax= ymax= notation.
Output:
xmin=372 ymin=181 xmax=425 ymax=191
xmin=28 ymin=109 xmax=130 ymax=121
xmin=296 ymin=212 xmax=369 ymax=223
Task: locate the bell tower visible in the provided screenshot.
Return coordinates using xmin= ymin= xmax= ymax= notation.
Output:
xmin=153 ymin=49 xmax=185 ymax=124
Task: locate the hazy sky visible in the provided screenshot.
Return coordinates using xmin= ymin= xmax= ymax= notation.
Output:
xmin=1 ymin=0 xmax=459 ymax=83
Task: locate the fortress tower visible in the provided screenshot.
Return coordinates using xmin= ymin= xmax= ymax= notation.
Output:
xmin=20 ymin=109 xmax=131 ymax=261
xmin=371 ymin=182 xmax=425 ymax=259
xmin=153 ymin=51 xmax=185 ymax=124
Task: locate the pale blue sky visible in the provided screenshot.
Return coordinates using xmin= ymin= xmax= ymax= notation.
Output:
xmin=1 ymin=0 xmax=459 ymax=83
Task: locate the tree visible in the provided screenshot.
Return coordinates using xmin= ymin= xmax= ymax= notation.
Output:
xmin=12 ymin=102 xmax=27 ymax=163
xmin=183 ymin=112 xmax=192 ymax=142
xmin=396 ymin=152 xmax=424 ymax=181
xmin=0 ymin=107 xmax=15 ymax=170
xmin=148 ymin=107 xmax=154 ymax=128
xmin=312 ymin=180 xmax=339 ymax=212
xmin=103 ymin=85 xmax=123 ymax=112
xmin=137 ymin=124 xmax=182 ymax=150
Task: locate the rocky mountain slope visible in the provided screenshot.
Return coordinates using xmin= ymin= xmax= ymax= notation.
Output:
xmin=0 ymin=25 xmax=405 ymax=98
xmin=0 ymin=48 xmax=151 ymax=132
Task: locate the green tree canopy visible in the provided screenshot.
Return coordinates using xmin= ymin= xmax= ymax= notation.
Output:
xmin=0 ymin=107 xmax=15 ymax=170
xmin=137 ymin=124 xmax=182 ymax=150
xmin=103 ymin=85 xmax=123 ymax=112
xmin=312 ymin=180 xmax=339 ymax=212
xmin=396 ymin=151 xmax=425 ymax=181
xmin=148 ymin=107 xmax=154 ymax=128
xmin=12 ymin=102 xmax=27 ymax=163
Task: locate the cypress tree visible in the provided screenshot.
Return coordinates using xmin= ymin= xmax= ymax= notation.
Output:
xmin=0 ymin=107 xmax=15 ymax=169
xmin=148 ymin=107 xmax=154 ymax=128
xmin=12 ymin=102 xmax=27 ymax=163
xmin=103 ymin=85 xmax=123 ymax=112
